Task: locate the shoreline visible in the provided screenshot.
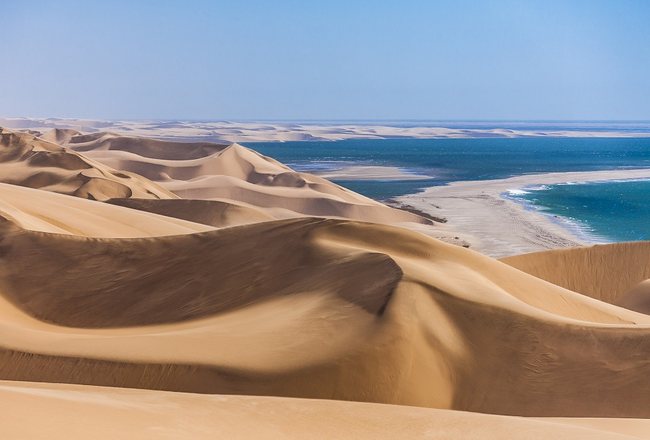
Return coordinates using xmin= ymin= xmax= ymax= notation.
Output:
xmin=507 ymin=194 xmax=606 ymax=242
xmin=396 ymin=168 xmax=650 ymax=258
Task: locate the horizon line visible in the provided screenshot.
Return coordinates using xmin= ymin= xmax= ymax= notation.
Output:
xmin=3 ymin=116 xmax=650 ymax=124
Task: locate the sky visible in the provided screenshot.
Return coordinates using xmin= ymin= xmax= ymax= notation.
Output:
xmin=2 ymin=0 xmax=650 ymax=121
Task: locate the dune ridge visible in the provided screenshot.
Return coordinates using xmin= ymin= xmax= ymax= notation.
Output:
xmin=0 ymin=128 xmax=433 ymax=235
xmin=501 ymin=242 xmax=650 ymax=313
xmin=0 ymin=215 xmax=648 ymax=417
xmin=107 ymin=197 xmax=275 ymax=228
xmin=0 ymin=182 xmax=211 ymax=237
xmin=52 ymin=130 xmax=431 ymax=225
xmin=0 ymin=128 xmax=176 ymax=201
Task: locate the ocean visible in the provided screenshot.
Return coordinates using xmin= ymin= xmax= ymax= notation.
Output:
xmin=510 ymin=180 xmax=650 ymax=242
xmin=246 ymin=136 xmax=650 ymax=243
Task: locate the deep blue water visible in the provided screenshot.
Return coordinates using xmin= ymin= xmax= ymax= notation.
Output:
xmin=245 ymin=138 xmax=650 ymax=200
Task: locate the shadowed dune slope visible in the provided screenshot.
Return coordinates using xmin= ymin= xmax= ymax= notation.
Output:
xmin=501 ymin=242 xmax=650 ymax=313
xmin=38 ymin=128 xmax=82 ymax=145
xmin=53 ymin=130 xmax=429 ymax=224
xmin=0 ymin=216 xmax=648 ymax=417
xmin=108 ymin=198 xmax=275 ymax=228
xmin=0 ymin=218 xmax=401 ymax=327
xmin=61 ymin=130 xmax=228 ymax=159
xmin=0 ymin=128 xmax=176 ymax=200
xmin=2 ymin=382 xmax=649 ymax=440
xmin=618 ymin=280 xmax=650 ymax=315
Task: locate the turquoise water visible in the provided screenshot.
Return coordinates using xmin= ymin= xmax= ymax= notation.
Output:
xmin=246 ymin=137 xmax=650 ymax=199
xmin=243 ymin=137 xmax=650 ymax=242
xmin=513 ymin=180 xmax=650 ymax=242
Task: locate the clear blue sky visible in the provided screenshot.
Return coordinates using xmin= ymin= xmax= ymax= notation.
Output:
xmin=2 ymin=0 xmax=649 ymax=120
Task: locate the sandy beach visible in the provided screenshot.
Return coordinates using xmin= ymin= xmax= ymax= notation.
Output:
xmin=398 ymin=168 xmax=650 ymax=257
xmin=313 ymin=165 xmax=434 ymax=180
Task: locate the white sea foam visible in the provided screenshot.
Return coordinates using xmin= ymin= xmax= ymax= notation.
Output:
xmin=506 ymin=189 xmax=530 ymax=196
xmin=525 ymin=185 xmax=550 ymax=191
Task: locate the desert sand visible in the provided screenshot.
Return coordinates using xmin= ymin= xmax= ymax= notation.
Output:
xmin=0 ymin=181 xmax=211 ymax=237
xmin=2 ymin=381 xmax=650 ymax=440
xmin=53 ymin=130 xmax=433 ymax=226
xmin=0 ymin=128 xmax=176 ymax=200
xmin=0 ymin=126 xmax=648 ymax=438
xmin=398 ymin=169 xmax=650 ymax=257
xmin=502 ymin=242 xmax=650 ymax=315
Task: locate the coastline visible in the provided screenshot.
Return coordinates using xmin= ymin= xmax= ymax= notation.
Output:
xmin=396 ymin=168 xmax=650 ymax=258
xmin=7 ymin=119 xmax=650 ymax=256
xmin=507 ymin=193 xmax=607 ymax=243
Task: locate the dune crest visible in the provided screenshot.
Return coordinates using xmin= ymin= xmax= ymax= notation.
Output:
xmin=0 ymin=182 xmax=211 ymax=237
xmin=501 ymin=242 xmax=650 ymax=310
xmin=0 ymin=128 xmax=176 ymax=201
xmin=52 ymin=130 xmax=431 ymax=225
xmin=0 ymin=216 xmax=647 ymax=417
xmin=107 ymin=198 xmax=275 ymax=228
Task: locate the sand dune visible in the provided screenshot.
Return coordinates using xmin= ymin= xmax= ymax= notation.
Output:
xmin=38 ymin=127 xmax=82 ymax=144
xmin=0 ymin=216 xmax=648 ymax=417
xmin=0 ymin=182 xmax=211 ymax=237
xmin=108 ymin=198 xmax=275 ymax=228
xmin=619 ymin=280 xmax=650 ymax=315
xmin=0 ymin=126 xmax=649 ymax=436
xmin=0 ymin=128 xmax=176 ymax=200
xmin=4 ymin=127 xmax=429 ymax=228
xmin=501 ymin=242 xmax=650 ymax=313
xmin=61 ymin=130 xmax=226 ymax=160
xmin=2 ymin=381 xmax=649 ymax=440
xmin=52 ymin=130 xmax=431 ymax=225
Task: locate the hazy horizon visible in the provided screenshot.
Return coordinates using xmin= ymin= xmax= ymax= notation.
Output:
xmin=5 ymin=117 xmax=650 ymax=124
xmin=3 ymin=1 xmax=650 ymax=120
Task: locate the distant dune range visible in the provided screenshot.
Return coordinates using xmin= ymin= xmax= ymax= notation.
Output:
xmin=0 ymin=128 xmax=175 ymax=201
xmin=49 ymin=129 xmax=429 ymax=226
xmin=0 ymin=126 xmax=649 ymax=437
xmin=4 ymin=117 xmax=650 ymax=142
